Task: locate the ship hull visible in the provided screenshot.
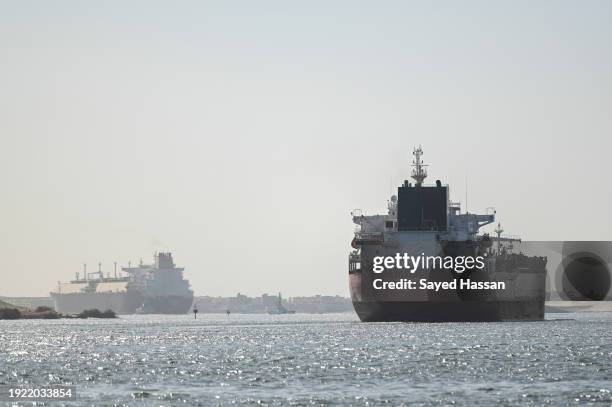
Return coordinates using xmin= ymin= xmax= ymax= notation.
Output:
xmin=351 ymin=300 xmax=544 ymax=322
xmin=145 ymin=295 xmax=194 ymax=314
xmin=349 ymin=270 xmax=545 ymax=322
xmin=51 ymin=291 xmax=193 ymax=315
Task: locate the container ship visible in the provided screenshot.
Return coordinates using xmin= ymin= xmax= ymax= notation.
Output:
xmin=51 ymin=252 xmax=193 ymax=314
xmin=348 ymin=147 xmax=547 ymax=322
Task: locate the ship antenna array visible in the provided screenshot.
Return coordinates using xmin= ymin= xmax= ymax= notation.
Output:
xmin=494 ymin=222 xmax=504 ymax=255
xmin=411 ymin=145 xmax=428 ymax=186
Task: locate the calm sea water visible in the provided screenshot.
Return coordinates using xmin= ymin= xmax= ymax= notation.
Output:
xmin=1 ymin=312 xmax=611 ymax=406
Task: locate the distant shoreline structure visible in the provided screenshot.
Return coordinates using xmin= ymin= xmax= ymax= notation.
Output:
xmin=2 ymin=294 xmax=354 ymax=314
xmin=194 ymin=294 xmax=353 ymax=314
xmin=3 ymin=296 xmax=612 ymax=314
xmin=0 ymin=299 xmax=117 ymax=319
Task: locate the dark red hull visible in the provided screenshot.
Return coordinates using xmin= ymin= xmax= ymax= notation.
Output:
xmin=349 ymin=273 xmax=545 ymax=322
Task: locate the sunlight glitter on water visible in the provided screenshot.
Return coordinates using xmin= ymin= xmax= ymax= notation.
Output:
xmin=1 ymin=312 xmax=611 ymax=405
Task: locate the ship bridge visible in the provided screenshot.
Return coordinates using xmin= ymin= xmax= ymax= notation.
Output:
xmin=351 ymin=146 xmax=496 ymax=243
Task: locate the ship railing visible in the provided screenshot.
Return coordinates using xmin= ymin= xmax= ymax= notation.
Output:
xmin=445 ymin=226 xmax=474 ymax=235
xmin=406 ymin=183 xmax=449 ymax=188
xmin=492 ymin=234 xmax=521 ymax=242
xmin=354 ymin=232 xmax=384 ymax=245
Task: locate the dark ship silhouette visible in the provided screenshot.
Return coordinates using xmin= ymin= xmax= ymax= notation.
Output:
xmin=348 ymin=147 xmax=547 ymax=322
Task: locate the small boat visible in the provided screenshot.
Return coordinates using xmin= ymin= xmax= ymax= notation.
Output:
xmin=268 ymin=292 xmax=295 ymax=315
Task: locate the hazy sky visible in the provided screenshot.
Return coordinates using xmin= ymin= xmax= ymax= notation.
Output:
xmin=1 ymin=1 xmax=611 ymax=297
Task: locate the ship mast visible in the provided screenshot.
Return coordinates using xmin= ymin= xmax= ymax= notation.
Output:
xmin=411 ymin=146 xmax=428 ymax=186
xmin=494 ymin=222 xmax=504 ymax=255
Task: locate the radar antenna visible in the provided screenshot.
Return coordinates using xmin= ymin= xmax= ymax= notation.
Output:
xmin=411 ymin=145 xmax=428 ymax=186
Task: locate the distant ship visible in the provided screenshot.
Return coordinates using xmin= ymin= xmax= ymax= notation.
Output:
xmin=51 ymin=253 xmax=194 ymax=314
xmin=268 ymin=293 xmax=296 ymax=315
xmin=348 ymin=147 xmax=547 ymax=322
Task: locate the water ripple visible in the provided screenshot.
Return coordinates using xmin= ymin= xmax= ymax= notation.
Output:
xmin=1 ymin=313 xmax=611 ymax=405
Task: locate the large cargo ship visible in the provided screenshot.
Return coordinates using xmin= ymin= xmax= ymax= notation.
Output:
xmin=51 ymin=253 xmax=194 ymax=314
xmin=349 ymin=147 xmax=547 ymax=322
